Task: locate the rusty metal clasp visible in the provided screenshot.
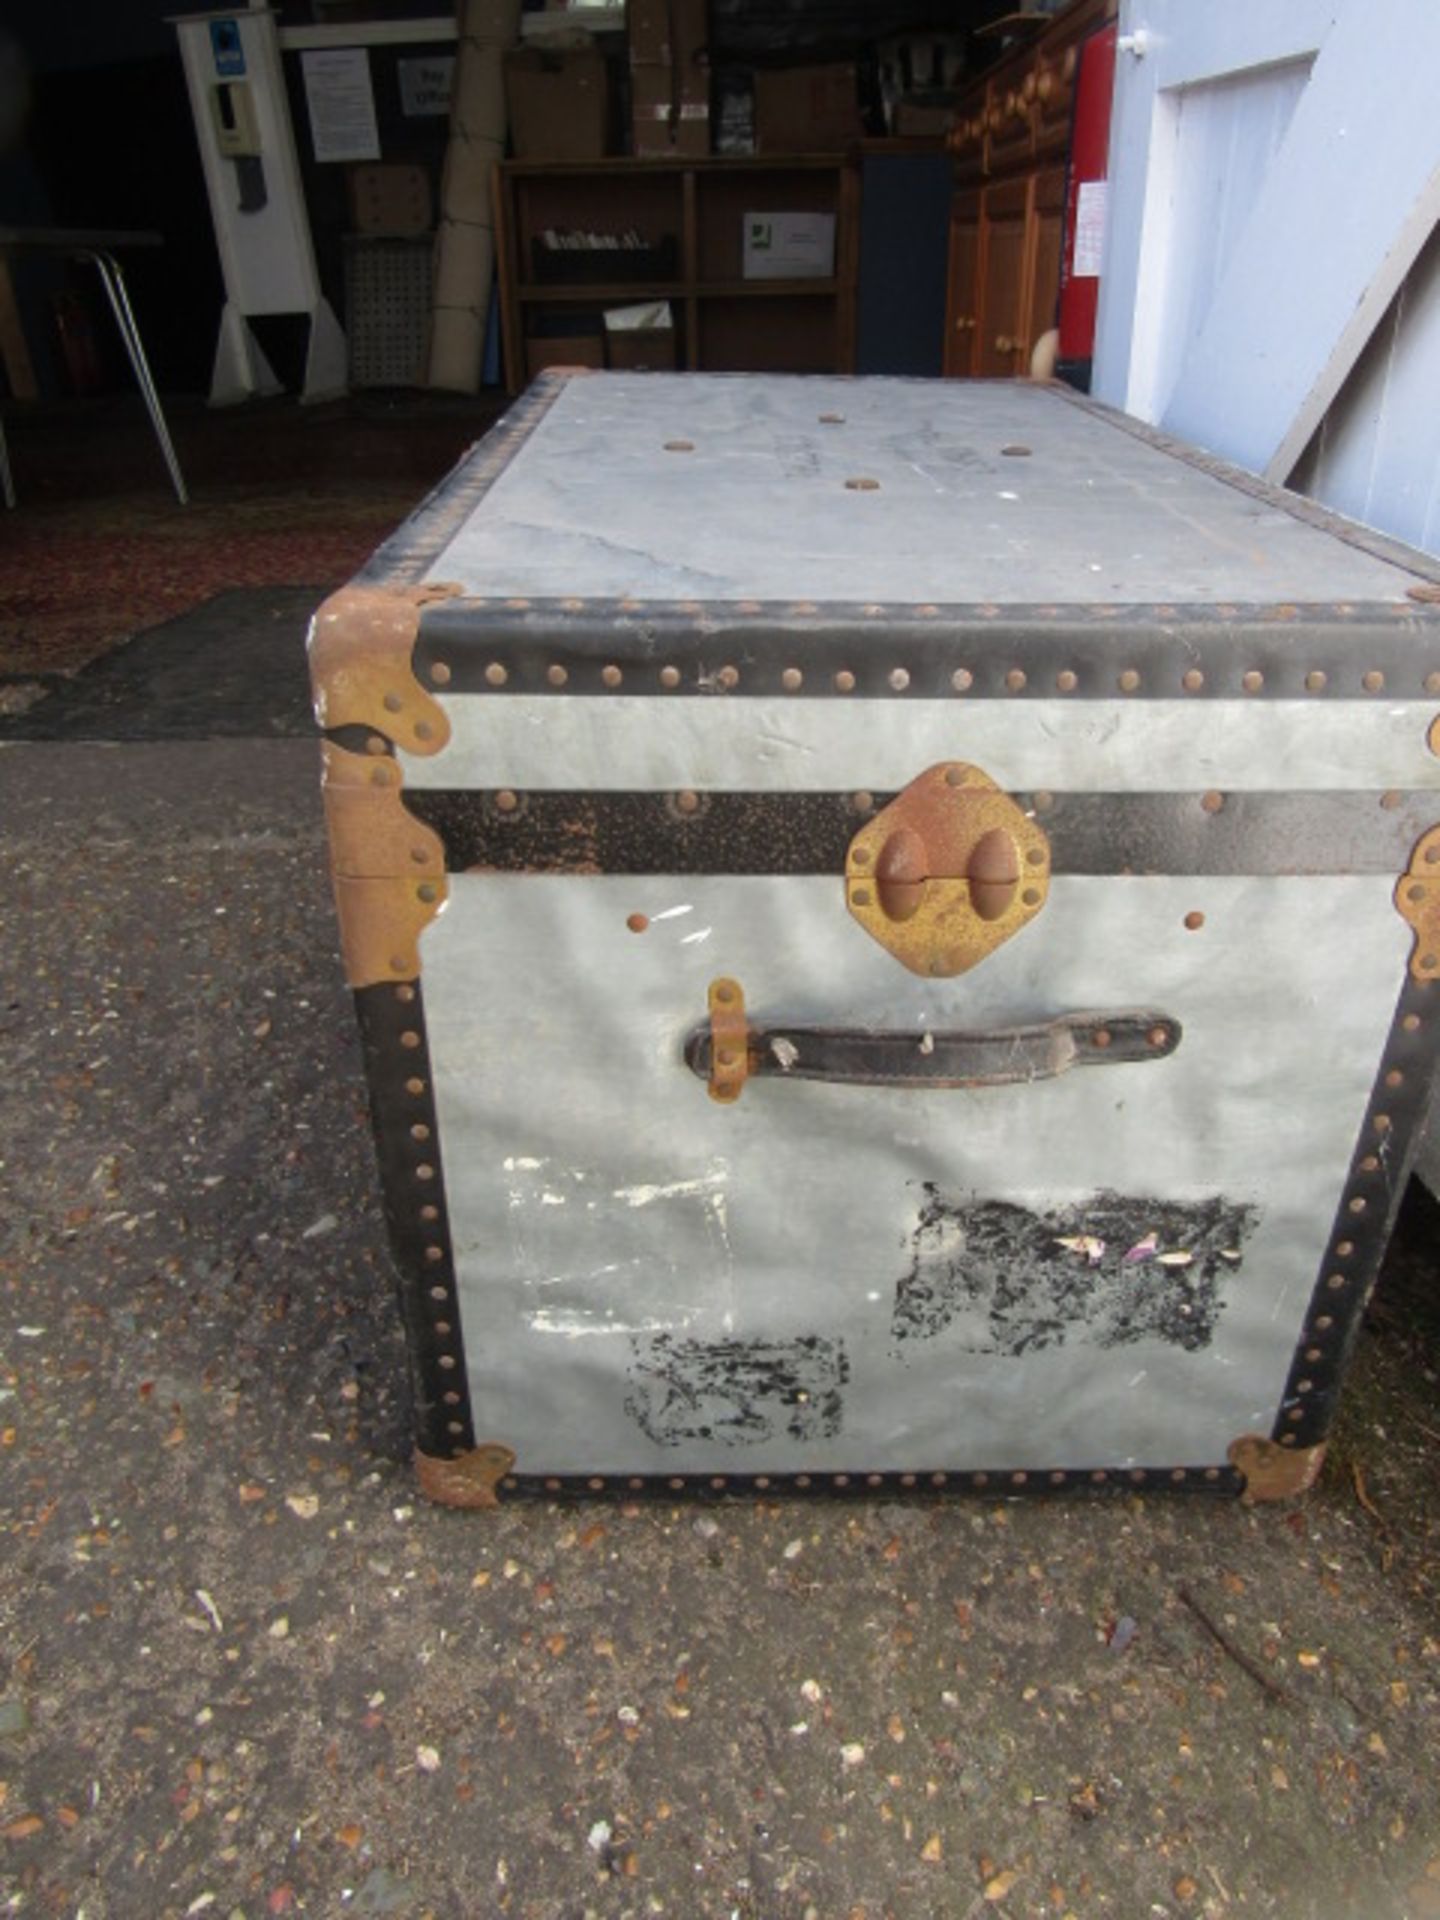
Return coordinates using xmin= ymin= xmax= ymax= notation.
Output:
xmin=846 ymin=762 xmax=1050 ymax=977
xmin=706 ymin=978 xmax=750 ymax=1103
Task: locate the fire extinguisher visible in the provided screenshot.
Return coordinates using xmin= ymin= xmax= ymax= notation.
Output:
xmin=1056 ymin=19 xmax=1117 ymax=393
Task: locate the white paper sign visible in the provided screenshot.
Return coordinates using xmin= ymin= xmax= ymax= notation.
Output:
xmin=1073 ymin=178 xmax=1108 ymax=279
xmin=301 ymin=48 xmax=380 ymax=163
xmin=398 ymin=56 xmax=454 ymax=117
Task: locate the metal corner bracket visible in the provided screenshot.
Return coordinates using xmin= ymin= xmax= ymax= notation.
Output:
xmin=415 ymin=1442 xmax=517 ymax=1510
xmin=1227 ymin=1433 xmax=1327 ymax=1504
xmin=1395 ymin=822 xmax=1440 ymax=979
xmin=309 ymin=581 xmax=462 ymax=753
xmin=322 ymin=739 xmax=449 ymax=987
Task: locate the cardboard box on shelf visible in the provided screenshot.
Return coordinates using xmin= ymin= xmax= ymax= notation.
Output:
xmin=753 ymin=63 xmax=859 ymax=153
xmin=741 ymin=210 xmax=836 ymax=281
xmin=607 ymin=328 xmax=678 ymax=368
xmin=630 ymin=62 xmax=709 ymax=155
xmin=627 ymin=0 xmax=707 ymax=69
xmin=521 ymin=0 xmax=626 ymax=40
xmin=671 ymin=99 xmax=710 ymax=154
xmin=630 ymin=59 xmax=672 ymax=151
xmin=893 ymin=97 xmax=958 ymax=138
xmin=505 ymin=46 xmax=608 ymax=160
xmin=604 ymin=299 xmax=677 ymax=368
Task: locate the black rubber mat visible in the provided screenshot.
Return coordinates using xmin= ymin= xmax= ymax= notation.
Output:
xmin=0 ymin=587 xmax=322 ymax=741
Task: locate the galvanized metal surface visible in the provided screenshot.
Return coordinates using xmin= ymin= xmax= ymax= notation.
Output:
xmin=419 ymin=872 xmax=1406 ymax=1477
xmin=423 ymin=375 xmax=1422 ymax=605
xmin=399 ymin=696 xmax=1440 ymax=794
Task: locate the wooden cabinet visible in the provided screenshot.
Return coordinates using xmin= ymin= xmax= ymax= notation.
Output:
xmin=495 ymin=157 xmax=859 ymax=392
xmin=947 ymin=165 xmax=1069 ymax=380
xmin=976 ymin=178 xmax=1029 ymax=376
xmin=984 ymin=74 xmax=1034 ymax=175
xmin=942 ymin=0 xmax=1114 ymax=379
xmin=942 ymin=188 xmax=981 ymax=376
xmin=1033 ymin=44 xmax=1081 ymax=158
xmin=1025 ymin=167 xmax=1067 ymax=354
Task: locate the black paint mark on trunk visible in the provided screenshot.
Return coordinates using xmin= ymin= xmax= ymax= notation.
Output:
xmin=626 ymin=1333 xmax=848 ymax=1449
xmin=892 ymin=1191 xmax=1259 ymax=1357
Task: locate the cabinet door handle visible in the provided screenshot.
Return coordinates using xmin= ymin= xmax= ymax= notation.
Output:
xmin=995 ymin=334 xmax=1013 ymax=353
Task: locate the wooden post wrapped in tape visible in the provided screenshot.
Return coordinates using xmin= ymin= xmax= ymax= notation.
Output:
xmin=428 ymin=0 xmax=521 ymax=393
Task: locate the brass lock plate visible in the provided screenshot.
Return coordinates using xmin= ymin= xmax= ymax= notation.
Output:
xmin=846 ymin=762 xmax=1050 ymax=977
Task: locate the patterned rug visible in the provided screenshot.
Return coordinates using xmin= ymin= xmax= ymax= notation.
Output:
xmin=0 ymin=485 xmax=410 ymax=679
xmin=0 ymin=393 xmax=502 ymax=681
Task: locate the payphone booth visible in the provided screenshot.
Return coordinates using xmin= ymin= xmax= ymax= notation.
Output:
xmin=173 ymin=8 xmax=347 ymax=404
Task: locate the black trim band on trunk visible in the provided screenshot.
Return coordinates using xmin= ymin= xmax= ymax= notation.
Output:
xmin=355 ymin=376 xmax=571 ymax=589
xmin=354 ymin=980 xmax=476 ymax=1459
xmin=410 ymin=600 xmax=1440 ymax=700
xmin=1278 ymin=973 xmax=1439 ymax=1451
xmin=491 ymin=1463 xmax=1245 ymax=1501
xmin=404 ymin=788 xmax=1440 ymax=880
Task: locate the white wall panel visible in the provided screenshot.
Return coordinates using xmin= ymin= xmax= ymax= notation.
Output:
xmin=1140 ymin=59 xmax=1311 ymax=425
xmin=1294 ymin=224 xmax=1440 ymax=555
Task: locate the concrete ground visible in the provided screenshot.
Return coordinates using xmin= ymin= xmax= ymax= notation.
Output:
xmin=2 ymin=605 xmax=1440 ymax=1920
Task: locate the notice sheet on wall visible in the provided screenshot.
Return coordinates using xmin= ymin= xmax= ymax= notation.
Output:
xmin=301 ymin=47 xmax=381 ymax=164
xmin=1073 ymin=179 xmax=1109 ymax=279
xmin=398 ymin=55 xmax=455 ymax=117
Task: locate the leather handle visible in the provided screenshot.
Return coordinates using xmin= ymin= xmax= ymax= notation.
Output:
xmin=686 ymin=1010 xmax=1181 ymax=1093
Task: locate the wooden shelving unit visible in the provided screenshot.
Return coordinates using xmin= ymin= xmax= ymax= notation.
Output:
xmin=494 ymin=155 xmax=860 ymax=391
xmin=943 ymin=0 xmax=1115 ymax=379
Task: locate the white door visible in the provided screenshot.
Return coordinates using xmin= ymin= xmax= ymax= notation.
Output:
xmin=1092 ymin=0 xmax=1440 ymax=485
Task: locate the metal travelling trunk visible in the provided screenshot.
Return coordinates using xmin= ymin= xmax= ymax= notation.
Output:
xmin=308 ymin=371 xmax=1440 ymax=1511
